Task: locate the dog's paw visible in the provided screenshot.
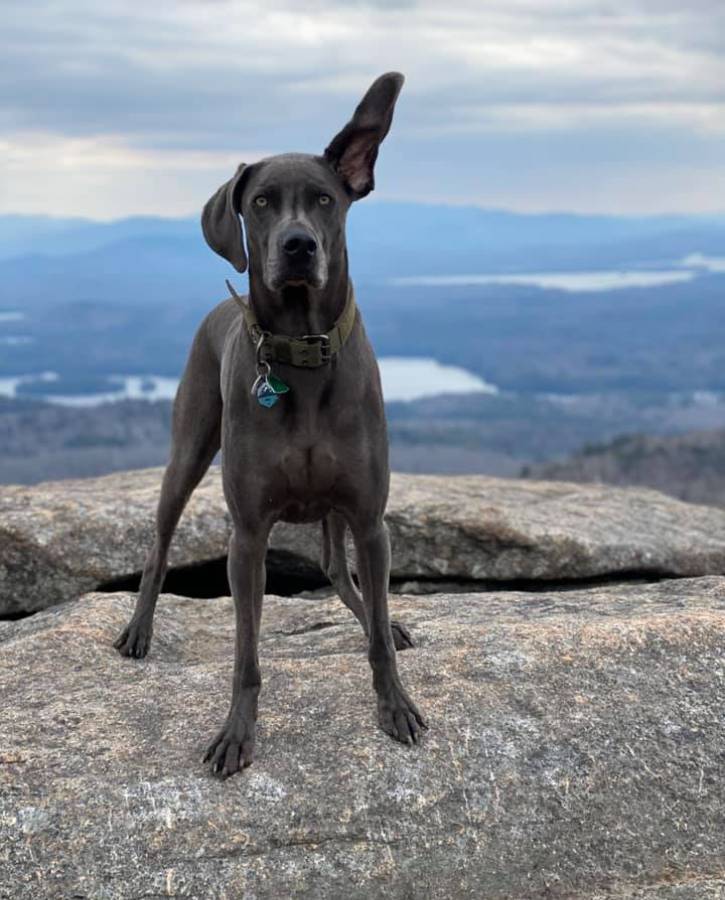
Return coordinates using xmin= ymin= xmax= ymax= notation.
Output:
xmin=377 ymin=683 xmax=428 ymax=745
xmin=391 ymin=620 xmax=414 ymax=651
xmin=113 ymin=620 xmax=152 ymax=659
xmin=203 ymin=717 xmax=256 ymax=779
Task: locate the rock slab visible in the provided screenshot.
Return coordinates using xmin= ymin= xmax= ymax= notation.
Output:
xmin=2 ymin=467 xmax=725 ymax=615
xmin=2 ymin=578 xmax=725 ymax=898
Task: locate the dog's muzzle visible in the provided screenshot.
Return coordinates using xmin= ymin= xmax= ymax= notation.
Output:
xmin=277 ymin=225 xmax=322 ymax=286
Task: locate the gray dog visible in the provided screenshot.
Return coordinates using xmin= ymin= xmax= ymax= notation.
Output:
xmin=114 ymin=72 xmax=427 ymax=778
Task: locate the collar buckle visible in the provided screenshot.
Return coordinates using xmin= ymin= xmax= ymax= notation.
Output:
xmin=231 ymin=279 xmax=355 ymax=368
xmin=299 ymin=333 xmax=331 ymax=365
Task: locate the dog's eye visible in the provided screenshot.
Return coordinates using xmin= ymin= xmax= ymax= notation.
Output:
xmin=254 ymin=196 xmax=268 ymax=208
xmin=318 ymin=194 xmax=332 ymax=206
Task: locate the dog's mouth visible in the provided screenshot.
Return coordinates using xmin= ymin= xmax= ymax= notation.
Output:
xmin=272 ymin=270 xmax=326 ymax=291
xmin=263 ymin=248 xmax=328 ymax=293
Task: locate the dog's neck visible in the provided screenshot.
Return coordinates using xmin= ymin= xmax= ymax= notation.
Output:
xmin=247 ymin=261 xmax=350 ymax=337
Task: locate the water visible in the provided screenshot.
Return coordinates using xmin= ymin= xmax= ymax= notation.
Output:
xmin=0 ymin=373 xmax=181 ymax=408
xmin=379 ymin=358 xmax=496 ymax=401
xmin=389 ymin=253 xmax=725 ymax=292
xmin=2 ymin=253 xmax=720 ymax=404
xmin=0 ymin=359 xmax=497 ymax=406
xmin=679 ymin=253 xmax=725 ymax=273
xmin=0 ymin=372 xmax=59 ymax=399
xmin=391 ymin=270 xmax=695 ymax=292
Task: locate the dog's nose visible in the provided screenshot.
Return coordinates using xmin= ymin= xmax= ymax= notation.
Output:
xmin=282 ymin=229 xmax=317 ymax=259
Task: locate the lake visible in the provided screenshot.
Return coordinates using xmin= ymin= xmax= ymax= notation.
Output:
xmin=3 ymin=252 xmax=719 ymax=403
xmin=389 ymin=254 xmax=725 ymax=292
xmin=0 ymin=359 xmax=497 ymax=407
xmin=391 ymin=269 xmax=695 ymax=292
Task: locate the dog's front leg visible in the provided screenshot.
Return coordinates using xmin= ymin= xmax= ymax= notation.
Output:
xmin=351 ymin=519 xmax=428 ymax=744
xmin=204 ymin=524 xmax=269 ymax=778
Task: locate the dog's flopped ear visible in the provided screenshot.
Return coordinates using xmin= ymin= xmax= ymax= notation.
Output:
xmin=201 ymin=163 xmax=249 ymax=272
xmin=324 ymin=72 xmax=404 ymax=200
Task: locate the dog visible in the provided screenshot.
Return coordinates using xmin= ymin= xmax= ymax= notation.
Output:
xmin=114 ymin=72 xmax=427 ymax=778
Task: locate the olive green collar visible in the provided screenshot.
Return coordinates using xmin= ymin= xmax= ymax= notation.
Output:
xmin=226 ymin=280 xmax=357 ymax=368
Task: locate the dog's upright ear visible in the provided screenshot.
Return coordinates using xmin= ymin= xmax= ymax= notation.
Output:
xmin=324 ymin=72 xmax=404 ymax=200
xmin=201 ymin=163 xmax=249 ymax=273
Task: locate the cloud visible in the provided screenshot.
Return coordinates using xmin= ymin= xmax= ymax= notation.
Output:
xmin=0 ymin=132 xmax=272 ymax=218
xmin=2 ymin=0 xmax=725 ymax=215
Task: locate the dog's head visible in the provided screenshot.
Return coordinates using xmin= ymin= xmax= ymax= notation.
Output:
xmin=201 ymin=72 xmax=404 ymax=293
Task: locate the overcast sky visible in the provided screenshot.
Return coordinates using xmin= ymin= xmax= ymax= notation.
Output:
xmin=2 ymin=0 xmax=724 ymax=219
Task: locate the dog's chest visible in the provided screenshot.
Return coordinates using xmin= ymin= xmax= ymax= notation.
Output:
xmin=222 ymin=345 xmax=379 ymax=521
xmin=278 ymin=440 xmax=338 ymax=501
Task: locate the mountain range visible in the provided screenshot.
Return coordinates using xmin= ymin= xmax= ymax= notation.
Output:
xmin=1 ymin=203 xmax=725 ymax=392
xmin=1 ymin=202 xmax=724 ymax=485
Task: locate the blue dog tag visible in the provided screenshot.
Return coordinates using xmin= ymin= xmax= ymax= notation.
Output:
xmin=255 ymin=374 xmax=289 ymax=408
xmin=256 ymin=380 xmax=279 ymax=408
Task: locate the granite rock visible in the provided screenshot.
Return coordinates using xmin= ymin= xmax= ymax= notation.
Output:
xmin=1 ymin=578 xmax=725 ymax=897
xmin=2 ymin=467 xmax=725 ymax=615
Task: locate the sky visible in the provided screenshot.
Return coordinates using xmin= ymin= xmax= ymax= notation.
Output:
xmin=2 ymin=0 xmax=724 ymax=219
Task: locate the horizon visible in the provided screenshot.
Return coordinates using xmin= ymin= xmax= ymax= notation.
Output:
xmin=4 ymin=199 xmax=725 ymax=227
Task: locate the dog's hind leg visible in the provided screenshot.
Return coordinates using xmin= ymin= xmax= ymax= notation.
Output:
xmin=321 ymin=512 xmax=413 ymax=651
xmin=114 ymin=323 xmax=222 ymax=658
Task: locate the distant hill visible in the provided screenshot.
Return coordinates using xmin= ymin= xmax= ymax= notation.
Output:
xmin=522 ymin=429 xmax=725 ymax=508
xmin=4 ymin=391 xmax=725 ymax=486
xmin=2 ymin=204 xmax=725 ymax=389
xmin=3 ymin=205 xmax=725 ymax=274
xmin=3 ymin=204 xmax=725 ymax=394
xmin=2 ymin=203 xmax=725 ymax=489
xmin=0 ymin=215 xmax=200 ymax=261
xmin=3 ymin=253 xmax=725 ymax=396
xmin=0 ymin=396 xmax=173 ymax=483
